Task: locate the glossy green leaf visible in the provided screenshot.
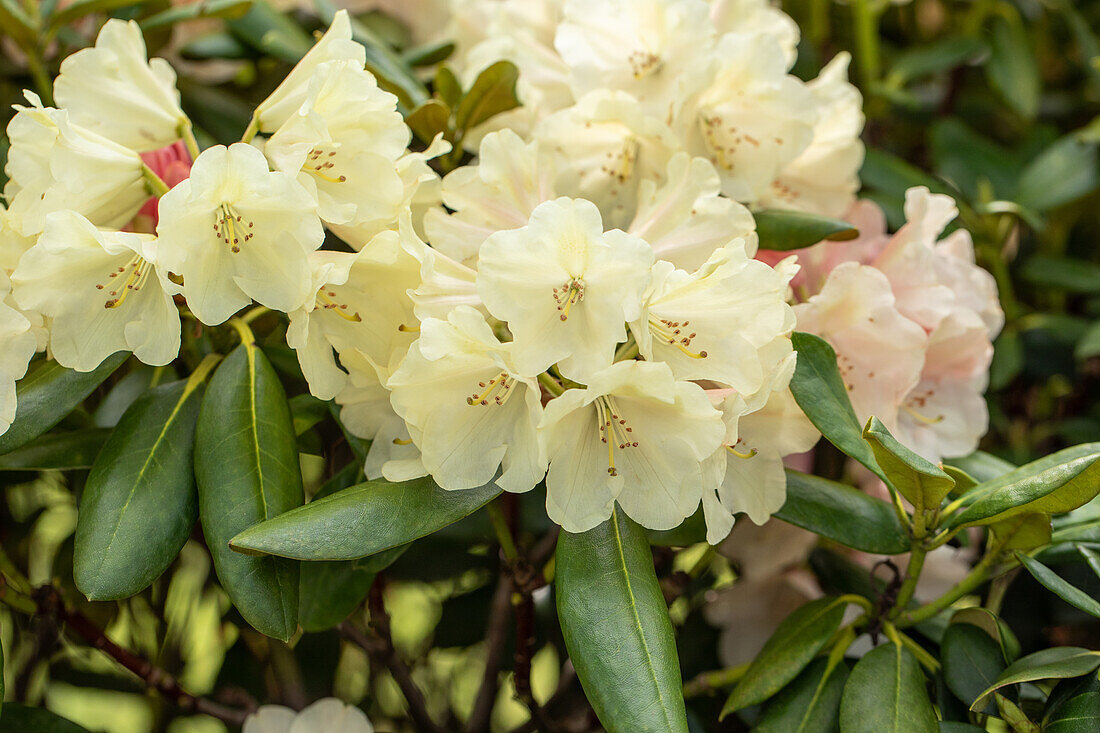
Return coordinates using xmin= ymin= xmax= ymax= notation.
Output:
xmin=755 ymin=657 xmax=848 ymax=733
xmin=406 ymin=99 xmax=451 ymax=144
xmin=93 ymin=366 xmax=160 ymax=428
xmin=139 ymin=0 xmax=251 ymax=31
xmin=789 ymin=332 xmax=887 ymax=483
xmin=945 ymin=451 xmax=1015 ymax=483
xmin=776 ymin=471 xmax=909 ymax=554
xmin=1016 ymin=553 xmax=1100 ymax=618
xmin=937 ymin=724 xmax=985 ymax=733
xmin=1046 ymin=693 xmax=1100 ymax=733
xmin=941 ymin=622 xmax=1005 ymax=713
xmin=989 ymin=513 xmax=1052 ymax=551
xmin=723 ymin=597 xmax=849 ymax=714
xmin=0 ymin=0 xmax=38 ymax=46
xmin=299 ymin=546 xmax=405 ymax=632
xmin=50 ymin=0 xmax=155 ymax=30
xmin=196 ymin=344 xmax=302 ymax=640
xmin=944 ymin=443 xmax=1100 ymax=529
xmin=1015 ymin=133 xmax=1099 ymax=213
xmin=0 ymin=705 xmax=90 ymax=732
xmin=1076 ymin=321 xmax=1100 ymax=361
xmin=180 ymin=31 xmax=252 ymax=60
xmin=863 ymin=417 xmax=954 ymax=513
xmin=646 ymin=508 xmax=706 ymax=547
xmin=226 ymin=0 xmax=313 ymax=63
xmin=951 ymin=607 xmax=1020 ymax=664
xmin=230 ymin=477 xmax=500 ymax=560
xmin=75 ymin=379 xmax=204 ymax=600
xmin=1078 ymin=544 xmax=1100 ymax=579
xmin=288 ymin=394 xmax=327 ymax=436
xmin=434 ymin=65 xmax=462 ymax=108
xmin=839 ymin=641 xmax=938 ymax=733
xmin=0 ymin=353 xmax=127 ymax=455
xmin=986 ymin=13 xmax=1040 ymax=119
xmin=0 ymin=429 xmax=109 ymax=471
xmin=753 ymin=210 xmax=859 ymax=251
xmin=556 ymin=508 xmax=688 ymax=733
xmin=401 ymin=39 xmax=455 ymax=67
xmin=1018 ymin=257 xmax=1100 ymax=295
xmin=995 ymin=693 xmax=1039 ymax=733
xmin=454 ymin=60 xmax=521 ymax=132
xmin=886 ymin=36 xmax=988 ymax=85
xmin=971 ymin=647 xmax=1100 ymax=711
xmin=1044 ymin=673 xmax=1100 ymax=729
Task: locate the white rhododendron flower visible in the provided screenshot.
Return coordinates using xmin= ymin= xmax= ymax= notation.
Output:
xmin=244 ymin=698 xmax=373 ymax=733
xmin=4 ymin=94 xmax=148 ymax=236
xmin=12 ymin=211 xmax=179 ymax=372
xmin=539 ymin=360 xmax=725 ymax=533
xmin=388 ymin=307 xmax=545 ymax=492
xmin=477 ymin=197 xmax=653 ymax=380
xmin=556 ymin=0 xmax=715 ymax=120
xmin=286 ymin=228 xmax=421 ymax=399
xmin=0 ymin=271 xmax=37 ymax=436
xmin=53 ymin=19 xmax=189 ymax=151
xmin=632 ymin=243 xmax=796 ymax=392
xmin=156 ymin=143 xmax=324 ymax=324
xmin=264 ymin=60 xmax=409 ymax=229
xmin=709 ymin=0 xmax=799 ymax=64
xmin=251 ymin=11 xmax=367 ymax=133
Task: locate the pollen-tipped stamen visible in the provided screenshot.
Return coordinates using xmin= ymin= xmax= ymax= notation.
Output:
xmin=315 ymin=289 xmax=362 ymax=322
xmin=649 ymin=317 xmax=708 ymax=359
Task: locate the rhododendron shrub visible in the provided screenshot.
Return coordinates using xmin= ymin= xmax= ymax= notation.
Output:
xmin=0 ymin=1 xmax=1097 ymax=732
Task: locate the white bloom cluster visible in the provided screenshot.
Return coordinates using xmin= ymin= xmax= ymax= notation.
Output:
xmin=430 ymin=0 xmax=864 ymax=217
xmin=244 ymin=698 xmax=373 ymax=733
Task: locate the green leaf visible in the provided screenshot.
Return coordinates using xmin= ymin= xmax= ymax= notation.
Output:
xmin=938 ymin=724 xmax=985 ymax=733
xmin=988 ymin=513 xmax=1051 ymax=552
xmin=1014 ymin=133 xmax=1099 ymax=213
xmin=230 ymin=477 xmax=500 ymax=560
xmin=0 ymin=0 xmax=37 ymax=46
xmin=93 ymin=366 xmax=160 ymax=428
xmin=950 ymin=607 xmax=1020 ymax=664
xmin=196 ymin=344 xmax=302 ymax=640
xmin=945 ymin=451 xmax=1015 ymax=483
xmin=789 ymin=332 xmax=887 ymax=483
xmin=226 ymin=0 xmax=313 ymax=63
xmin=50 ymin=0 xmax=156 ymax=30
xmin=0 ymin=429 xmax=109 ymax=471
xmin=985 ymin=13 xmax=1040 ymax=120
xmin=995 ymin=693 xmax=1039 ymax=733
xmin=1018 ymin=257 xmax=1100 ymax=295
xmin=556 ymin=508 xmax=688 ymax=733
xmin=839 ymin=641 xmax=938 ymax=733
xmin=139 ymin=0 xmax=252 ymax=31
xmin=1045 ymin=693 xmax=1100 ymax=733
xmin=971 ymin=647 xmax=1100 ymax=711
xmin=1078 ymin=544 xmax=1100 ymax=579
xmin=180 ymin=31 xmax=252 ymax=60
xmin=723 ymin=597 xmax=849 ymax=715
xmin=434 ymin=66 xmax=462 ymax=108
xmin=406 ymin=99 xmax=451 ymax=145
xmin=299 ymin=546 xmax=404 ymax=632
xmin=1016 ymin=553 xmax=1100 ymax=618
xmin=0 ymin=353 xmax=127 ymax=455
xmin=288 ymin=393 xmax=328 ymax=436
xmin=776 ymin=471 xmax=910 ymax=554
xmin=0 ymin=705 xmax=90 ymax=732
xmin=940 ymin=622 xmax=1005 ymax=713
xmin=753 ymin=210 xmax=859 ymax=251
xmin=646 ymin=507 xmax=706 ymax=547
xmin=944 ymin=444 xmax=1100 ymax=529
xmin=755 ymin=657 xmax=849 ymax=733
xmin=863 ymin=417 xmax=954 ymax=514
xmin=886 ymin=36 xmax=988 ymax=86
xmin=74 ymin=379 xmax=204 ymax=601
xmin=1076 ymin=321 xmax=1100 ymax=361
xmin=401 ymin=39 xmax=455 ymax=67
xmin=454 ymin=60 xmax=521 ymax=132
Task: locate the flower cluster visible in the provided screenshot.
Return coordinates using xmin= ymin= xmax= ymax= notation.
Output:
xmin=759 ymin=187 xmax=1005 ymax=461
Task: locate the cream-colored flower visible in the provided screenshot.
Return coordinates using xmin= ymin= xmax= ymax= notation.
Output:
xmin=0 ymin=270 xmax=37 ymax=436
xmin=252 ymin=11 xmax=367 ymax=133
xmin=539 ymin=360 xmax=725 ymax=532
xmin=388 ymin=307 xmax=545 ymax=492
xmin=709 ymin=0 xmax=799 ymax=65
xmin=12 ymin=211 xmax=179 ymax=371
xmin=244 ymin=698 xmax=372 ymax=733
xmin=155 ymin=143 xmax=324 ymax=324
xmin=54 ymin=19 xmax=189 ymax=151
xmin=477 ymin=197 xmax=653 ymax=381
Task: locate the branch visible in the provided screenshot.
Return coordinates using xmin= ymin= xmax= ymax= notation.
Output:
xmin=338 ymin=578 xmax=446 ymax=733
xmin=33 ymin=586 xmax=252 ymax=726
xmin=467 ymin=575 xmax=513 ymax=733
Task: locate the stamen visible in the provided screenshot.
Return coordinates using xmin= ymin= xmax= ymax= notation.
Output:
xmin=649 ymin=317 xmax=707 ymax=359
xmin=398 ymin=323 xmax=420 ymax=333
xmin=595 ymin=396 xmax=638 ymax=477
xmin=100 ymin=255 xmax=152 ymax=309
xmin=392 ymin=437 xmax=413 ymax=446
xmin=213 ymin=203 xmax=255 ymax=253
xmin=552 ymin=279 xmax=585 ymax=321
xmin=628 ymin=50 xmax=663 ymax=79
xmin=315 ymin=289 xmax=361 ymax=322
xmin=466 ymin=372 xmax=517 ymax=407
xmin=903 ymin=405 xmax=944 ymax=425
xmin=726 ymin=444 xmax=758 ymax=459
xmin=304 ymin=147 xmax=348 ymax=184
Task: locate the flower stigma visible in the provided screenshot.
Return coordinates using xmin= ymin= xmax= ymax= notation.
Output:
xmin=595 ymin=395 xmax=638 ymax=476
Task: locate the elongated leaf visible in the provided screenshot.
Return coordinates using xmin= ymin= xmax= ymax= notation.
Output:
xmin=0 ymin=0 xmax=36 ymax=46
xmin=863 ymin=417 xmax=954 ymax=514
xmin=944 ymin=444 xmax=1100 ymax=528
xmin=886 ymin=36 xmax=988 ymax=85
xmin=839 ymin=641 xmax=938 ymax=733
xmin=299 ymin=546 xmax=405 ymax=632
xmin=1015 ymin=133 xmax=1099 ymax=213
xmin=454 ymin=60 xmax=520 ymax=132
xmin=938 ymin=724 xmax=985 ymax=733
xmin=971 ymin=647 xmax=1100 ymax=711
xmin=93 ymin=366 xmax=160 ymax=428
xmin=995 ymin=693 xmax=1039 ymax=733
xmin=556 ymin=508 xmax=688 ymax=733
xmin=1046 ymin=693 xmax=1100 ymax=733
xmin=989 ymin=513 xmax=1051 ymax=551
xmin=139 ymin=0 xmax=252 ymax=31
xmin=75 ymin=379 xmax=204 ymax=600
xmin=723 ymin=597 xmax=849 ymax=715
xmin=196 ymin=344 xmax=302 ymax=640
xmin=754 ymin=210 xmax=859 ymax=251
xmin=789 ymin=333 xmax=887 ymax=483
xmin=1044 ymin=673 xmax=1100 ymax=729
xmin=941 ymin=622 xmax=1005 ymax=713
xmin=950 ymin=608 xmax=1020 ymax=664
xmin=406 ymin=99 xmax=451 ymax=145
xmin=231 ymin=477 xmax=500 ymax=560
xmin=776 ymin=471 xmax=909 ymax=554
xmin=755 ymin=657 xmax=848 ymax=733
xmin=986 ymin=13 xmax=1040 ymax=119
xmin=0 ymin=429 xmax=109 ymax=471
xmin=945 ymin=451 xmax=1015 ymax=483
xmin=226 ymin=0 xmax=313 ymax=63
xmin=0 ymin=353 xmax=127 ymax=455
xmin=50 ymin=0 xmax=157 ymax=30
xmin=0 ymin=704 xmax=90 ymax=732
xmin=1016 ymin=553 xmax=1100 ymax=617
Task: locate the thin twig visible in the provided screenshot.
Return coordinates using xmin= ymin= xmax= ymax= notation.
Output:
xmin=467 ymin=576 xmax=513 ymax=733
xmin=33 ymin=586 xmax=252 ymax=726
